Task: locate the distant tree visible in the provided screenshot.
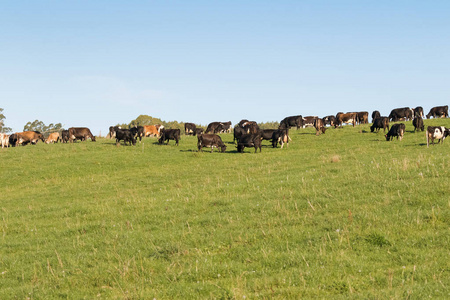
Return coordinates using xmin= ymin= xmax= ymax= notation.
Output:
xmin=0 ymin=108 xmax=12 ymax=133
xmin=258 ymin=121 xmax=280 ymax=129
xmin=23 ymin=120 xmax=64 ymax=133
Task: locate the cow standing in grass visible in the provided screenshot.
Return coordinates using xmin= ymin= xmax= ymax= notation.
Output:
xmin=197 ymin=134 xmax=226 ymax=152
xmin=385 ymin=123 xmax=405 ymax=141
xmin=426 ymin=126 xmax=450 ymax=147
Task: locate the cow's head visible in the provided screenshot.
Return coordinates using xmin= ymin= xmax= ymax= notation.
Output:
xmin=91 ymin=136 xmax=96 ymax=142
xmin=220 ymin=144 xmax=227 ymax=153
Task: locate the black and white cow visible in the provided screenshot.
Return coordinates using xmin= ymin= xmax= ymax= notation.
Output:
xmin=272 ymin=128 xmax=289 ymax=148
xmin=426 ymin=126 xmax=450 ymax=147
xmin=385 ymin=123 xmax=405 ymax=141
xmin=280 ymin=115 xmax=303 ymax=129
xmin=426 ymin=106 xmax=448 ymax=119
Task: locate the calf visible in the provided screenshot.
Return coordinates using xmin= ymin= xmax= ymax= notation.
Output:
xmin=385 ymin=123 xmax=405 ymax=141
xmin=272 ymin=128 xmax=289 ymax=148
xmin=426 ymin=126 xmax=450 ymax=147
xmin=370 ymin=117 xmax=389 ymax=133
xmin=158 ymin=129 xmax=180 ymax=145
xmin=197 ymin=134 xmax=227 ymax=152
xmin=237 ymin=133 xmax=262 ymax=153
xmin=412 ymin=115 xmax=424 ymax=132
xmin=45 ymin=132 xmax=60 ymax=144
xmin=115 ymin=129 xmax=136 ymax=146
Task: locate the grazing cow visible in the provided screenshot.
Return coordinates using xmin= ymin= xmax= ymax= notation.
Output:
xmin=426 ymin=106 xmax=448 ymax=119
xmin=68 ymin=127 xmax=96 ymax=142
xmin=61 ymin=130 xmax=70 ymax=143
xmin=16 ymin=131 xmax=45 ymax=146
xmin=184 ymin=123 xmax=197 ymax=135
xmin=194 ymin=128 xmax=204 ymax=136
xmin=322 ymin=115 xmax=336 ymax=127
xmin=372 ymin=110 xmax=381 ymax=123
xmin=389 ymin=107 xmax=413 ymax=122
xmin=302 ymin=116 xmax=318 ymax=128
xmin=108 ymin=126 xmax=121 ymax=139
xmin=45 ymin=132 xmax=60 ymax=144
xmin=314 ymin=118 xmax=326 ymax=135
xmin=280 ymin=115 xmax=303 ymax=129
xmin=426 ymin=126 xmax=450 ymax=147
xmin=205 ymin=122 xmax=223 ymax=134
xmin=412 ymin=115 xmax=424 ymax=132
xmin=385 ymin=123 xmax=405 ymax=141
xmin=356 ymin=111 xmax=369 ymax=124
xmin=233 ymin=126 xmax=247 ymax=143
xmin=335 ymin=112 xmax=357 ymax=127
xmin=115 ymin=129 xmax=136 ymax=146
xmin=158 ymin=129 xmax=180 ymax=145
xmin=220 ymin=121 xmax=232 ymax=133
xmin=1 ymin=133 xmax=9 ymax=148
xmin=272 ymin=128 xmax=289 ymax=148
xmin=197 ymin=134 xmax=227 ymax=152
xmin=413 ymin=106 xmax=424 ymax=118
xmin=370 ymin=117 xmax=389 ymax=133
xmin=237 ymin=133 xmax=262 ymax=153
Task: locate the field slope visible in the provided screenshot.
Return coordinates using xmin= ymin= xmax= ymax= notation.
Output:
xmin=1 ymin=120 xmax=449 ymax=299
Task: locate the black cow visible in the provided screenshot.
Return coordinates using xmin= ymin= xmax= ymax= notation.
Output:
xmin=158 ymin=129 xmax=180 ymax=145
xmin=272 ymin=128 xmax=289 ymax=148
xmin=197 ymin=134 xmax=227 ymax=152
xmin=426 ymin=106 xmax=448 ymax=119
xmin=61 ymin=130 xmax=70 ymax=143
xmin=237 ymin=133 xmax=262 ymax=153
xmin=233 ymin=126 xmax=247 ymax=143
xmin=412 ymin=115 xmax=424 ymax=132
xmin=68 ymin=127 xmax=96 ymax=142
xmin=413 ymin=106 xmax=424 ymax=118
xmin=280 ymin=115 xmax=303 ymax=129
xmin=220 ymin=121 xmax=232 ymax=133
xmin=8 ymin=133 xmax=18 ymax=147
xmin=115 ymin=129 xmax=136 ymax=146
xmin=194 ymin=128 xmax=204 ymax=136
xmin=426 ymin=126 xmax=450 ymax=147
xmin=205 ymin=122 xmax=223 ymax=134
xmin=185 ymin=123 xmax=197 ymax=135
xmin=389 ymin=107 xmax=413 ymax=122
xmin=370 ymin=117 xmax=389 ymax=133
xmin=109 ymin=126 xmax=121 ymax=139
xmin=372 ymin=110 xmax=381 ymax=123
xmin=385 ymin=123 xmax=405 ymax=141
xmin=259 ymin=129 xmax=278 ymax=143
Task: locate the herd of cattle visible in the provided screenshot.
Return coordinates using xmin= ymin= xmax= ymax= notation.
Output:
xmin=1 ymin=105 xmax=449 ymax=151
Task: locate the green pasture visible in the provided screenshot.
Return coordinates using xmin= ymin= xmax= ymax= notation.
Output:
xmin=1 ymin=120 xmax=449 ymax=299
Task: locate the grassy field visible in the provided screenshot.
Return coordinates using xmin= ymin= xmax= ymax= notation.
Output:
xmin=1 ymin=119 xmax=449 ymax=299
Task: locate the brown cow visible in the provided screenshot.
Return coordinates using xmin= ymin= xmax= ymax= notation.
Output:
xmin=68 ymin=127 xmax=96 ymax=142
xmin=15 ymin=131 xmax=45 ymax=146
xmin=356 ymin=111 xmax=369 ymax=124
xmin=45 ymin=132 xmax=60 ymax=144
xmin=335 ymin=112 xmax=357 ymax=127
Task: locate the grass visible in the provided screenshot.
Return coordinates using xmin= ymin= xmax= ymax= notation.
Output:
xmin=0 ymin=119 xmax=449 ymax=299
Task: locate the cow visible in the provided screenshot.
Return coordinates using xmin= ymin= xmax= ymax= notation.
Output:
xmin=259 ymin=129 xmax=278 ymax=143
xmin=220 ymin=121 xmax=232 ymax=133
xmin=389 ymin=107 xmax=413 ymax=122
xmin=197 ymin=134 xmax=227 ymax=152
xmin=115 ymin=129 xmax=136 ymax=146
xmin=272 ymin=128 xmax=289 ymax=148
xmin=68 ymin=127 xmax=96 ymax=142
xmin=413 ymin=106 xmax=424 ymax=118
xmin=45 ymin=132 xmax=60 ymax=144
xmin=385 ymin=123 xmax=405 ymax=141
xmin=140 ymin=125 xmax=161 ymax=139
xmin=322 ymin=115 xmax=336 ymax=127
xmin=356 ymin=111 xmax=369 ymax=124
xmin=194 ymin=128 xmax=204 ymax=136
xmin=0 ymin=133 xmax=9 ymax=148
xmin=314 ymin=118 xmax=326 ymax=135
xmin=205 ymin=122 xmax=223 ymax=134
xmin=108 ymin=126 xmax=121 ymax=139
xmin=158 ymin=129 xmax=180 ymax=145
xmin=426 ymin=126 xmax=450 ymax=147
xmin=184 ymin=123 xmax=197 ymax=135
xmin=412 ymin=115 xmax=424 ymax=132
xmin=8 ymin=134 xmax=18 ymax=147
xmin=280 ymin=115 xmax=303 ymax=129
xmin=370 ymin=117 xmax=389 ymax=133
xmin=242 ymin=121 xmax=259 ymax=134
xmin=233 ymin=126 xmax=247 ymax=143
xmin=302 ymin=116 xmax=318 ymax=128
xmin=61 ymin=130 xmax=70 ymax=143
xmin=426 ymin=106 xmax=448 ymax=119
xmin=372 ymin=110 xmax=381 ymax=123
xmin=237 ymin=133 xmax=262 ymax=153
xmin=335 ymin=112 xmax=357 ymax=127
xmin=15 ymin=131 xmax=45 ymax=146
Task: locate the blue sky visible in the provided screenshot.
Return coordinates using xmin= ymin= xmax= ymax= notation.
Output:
xmin=1 ymin=1 xmax=449 ymax=135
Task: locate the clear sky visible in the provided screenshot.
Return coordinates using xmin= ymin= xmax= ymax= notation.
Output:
xmin=1 ymin=1 xmax=449 ymax=135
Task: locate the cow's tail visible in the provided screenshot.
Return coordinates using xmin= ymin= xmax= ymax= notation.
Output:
xmin=426 ymin=129 xmax=429 ymax=147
